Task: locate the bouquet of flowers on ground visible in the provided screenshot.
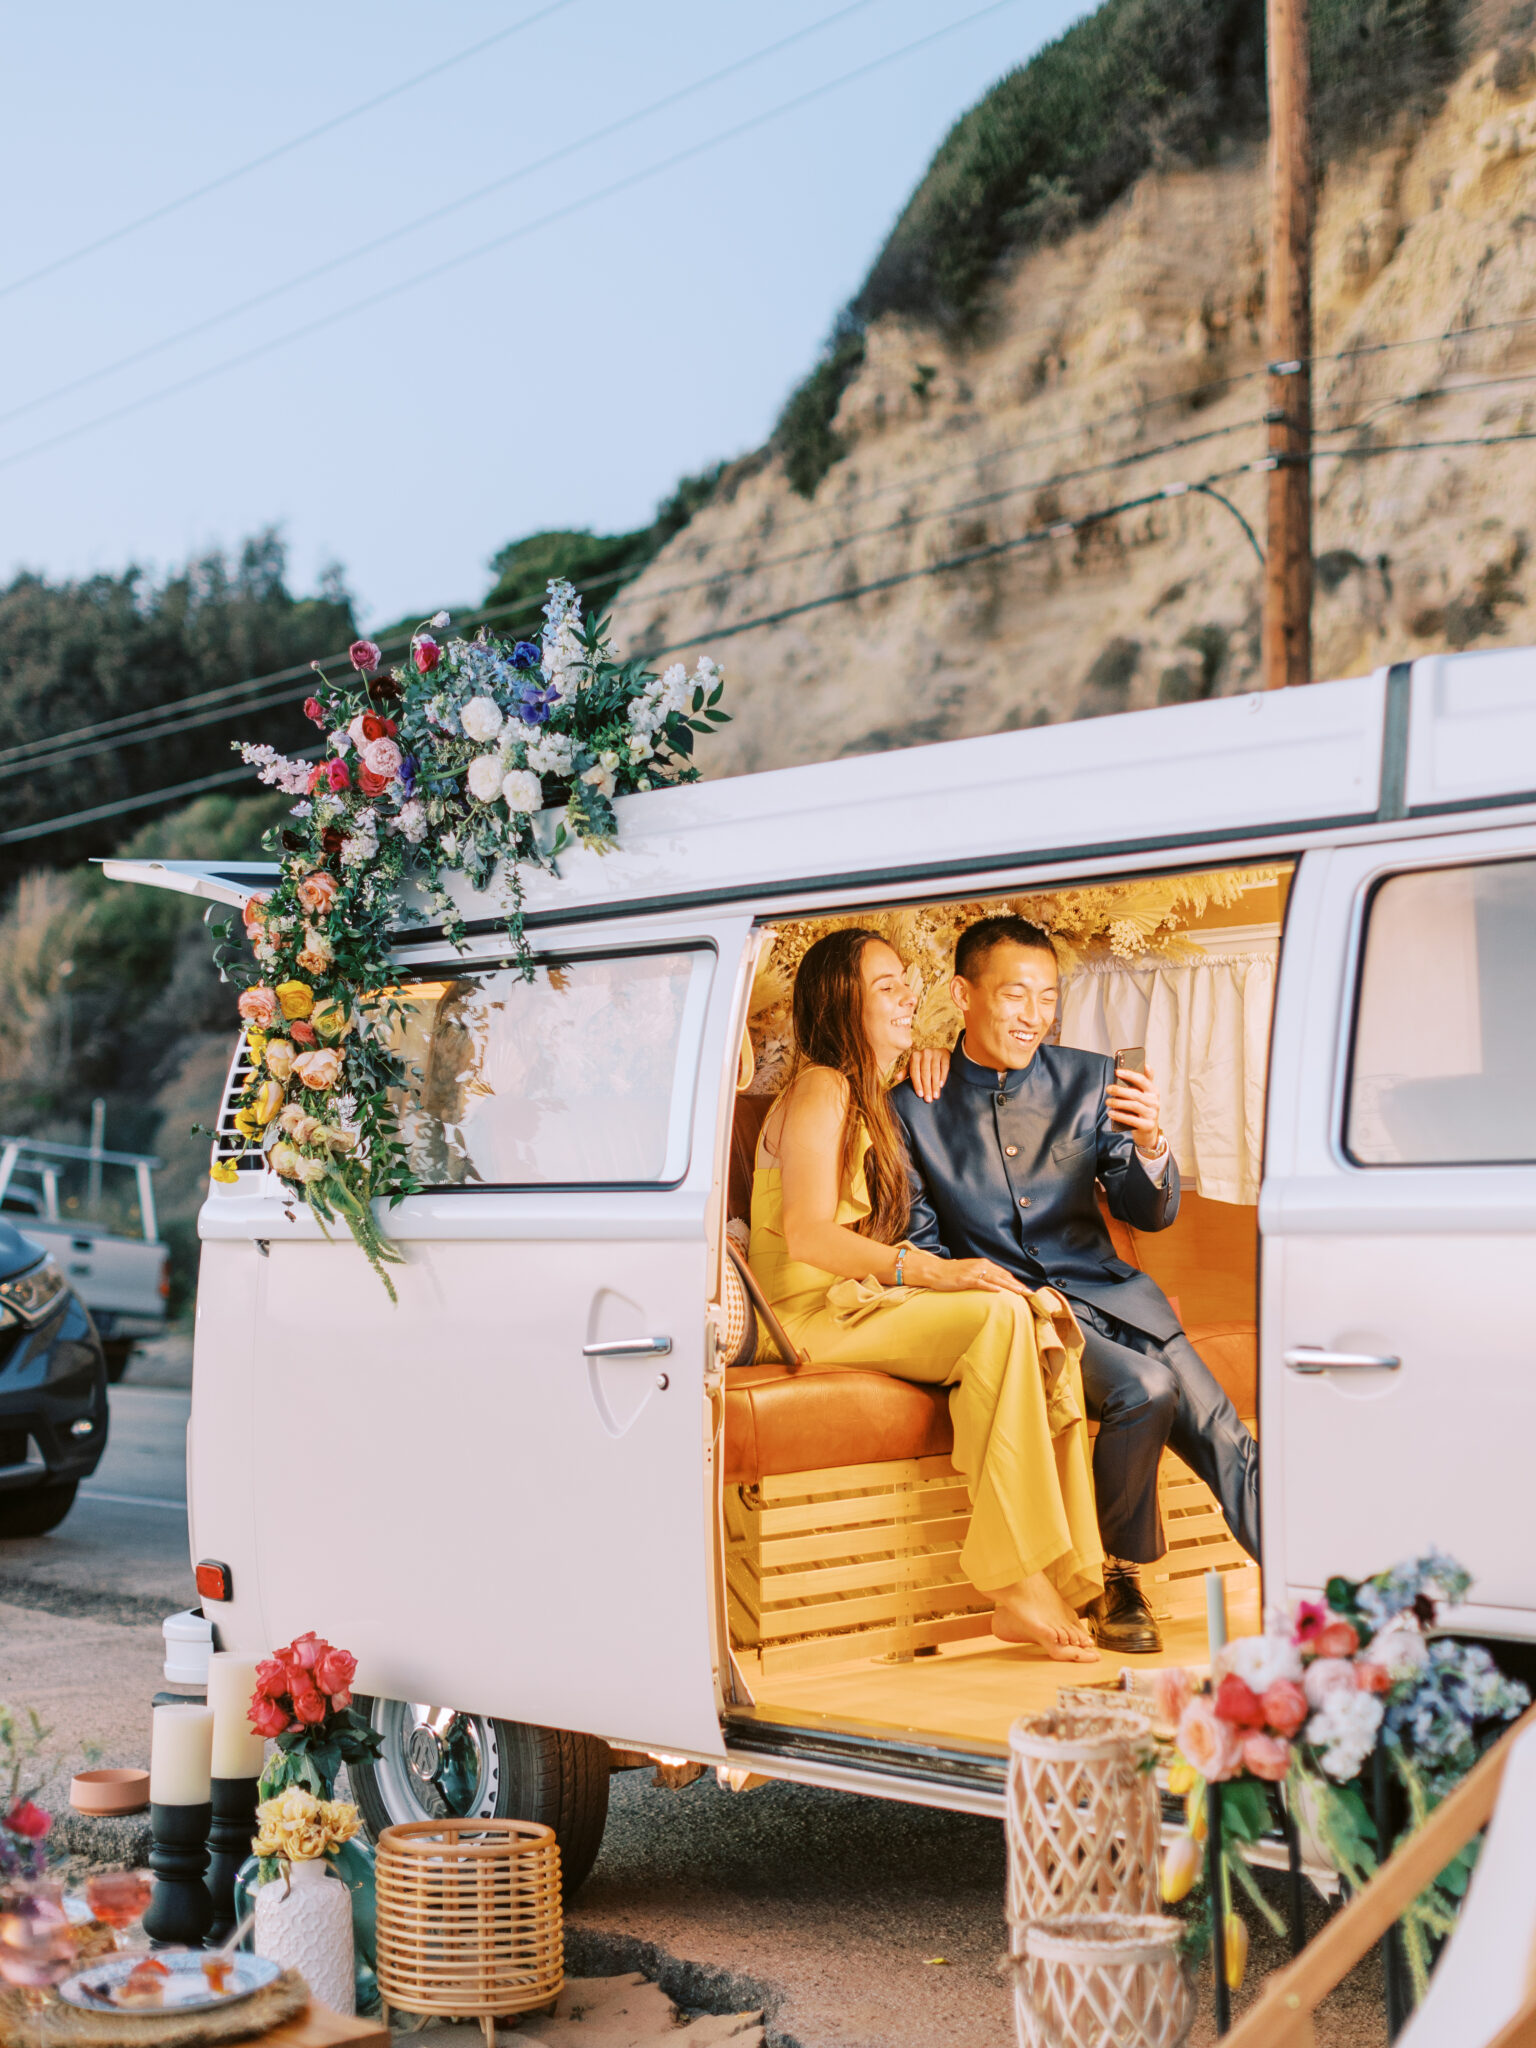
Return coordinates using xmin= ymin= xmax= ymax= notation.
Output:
xmin=247 ymin=1632 xmax=382 ymax=1798
xmin=1157 ymin=1551 xmax=1529 ymax=1998
xmin=252 ymin=1787 xmax=360 ymax=1870
xmin=0 ymin=1705 xmax=56 ymax=1885
xmin=214 ymin=580 xmax=729 ymax=1292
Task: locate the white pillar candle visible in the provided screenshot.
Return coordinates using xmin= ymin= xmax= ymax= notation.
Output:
xmin=149 ymin=1703 xmax=214 ymax=1806
xmin=207 ymin=1653 xmax=266 ymax=1780
xmin=1205 ymin=1569 xmax=1230 ymax=1662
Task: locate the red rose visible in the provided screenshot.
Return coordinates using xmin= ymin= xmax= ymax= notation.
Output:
xmin=290 ymin=1020 xmax=318 ymax=1045
xmin=5 ymin=1800 xmax=50 ymax=1841
xmin=287 ymin=1632 xmax=324 ymax=1671
xmin=1260 ymin=1678 xmax=1309 ymax=1737
xmin=357 ymin=767 xmax=391 ymax=798
xmin=329 ymin=1688 xmax=353 ymax=1710
xmin=1213 ymin=1673 xmax=1266 ymax=1729
xmin=291 ymin=1686 xmax=328 ymax=1727
xmin=315 ymin=1645 xmax=357 ymax=1697
xmin=254 ymin=1657 xmax=290 ymax=1700
xmin=1357 ymin=1660 xmax=1393 ymax=1695
xmin=303 ymin=697 xmax=325 ymax=726
xmin=326 ymin=759 xmax=350 ymax=793
xmin=360 ymin=714 xmax=386 ymax=743
xmin=414 ymin=636 xmax=440 ymax=675
xmin=381 ymin=717 xmax=398 ymax=737
xmin=1314 ymin=1621 xmax=1360 ymax=1659
xmin=349 ymin=639 xmax=383 ymax=673
xmin=248 ymin=1696 xmax=289 ymax=1740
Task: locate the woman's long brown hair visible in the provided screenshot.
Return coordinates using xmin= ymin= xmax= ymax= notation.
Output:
xmin=784 ymin=928 xmax=911 ymax=1245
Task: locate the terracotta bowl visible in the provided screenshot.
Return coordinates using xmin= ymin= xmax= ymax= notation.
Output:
xmin=70 ymin=1767 xmax=150 ymax=1817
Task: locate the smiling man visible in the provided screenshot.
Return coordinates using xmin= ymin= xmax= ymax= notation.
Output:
xmin=891 ymin=914 xmax=1259 ymax=1655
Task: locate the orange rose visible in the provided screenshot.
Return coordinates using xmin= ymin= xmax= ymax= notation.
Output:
xmin=296 ymin=871 xmax=339 ymax=916
xmin=293 ymin=1048 xmax=343 ymax=1090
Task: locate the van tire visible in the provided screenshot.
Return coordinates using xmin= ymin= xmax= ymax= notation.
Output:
xmin=349 ymin=1699 xmax=610 ymax=1902
xmin=0 ymin=1481 xmax=79 ymax=1538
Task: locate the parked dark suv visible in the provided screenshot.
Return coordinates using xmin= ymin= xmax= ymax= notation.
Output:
xmin=0 ymin=1218 xmax=108 ymax=1536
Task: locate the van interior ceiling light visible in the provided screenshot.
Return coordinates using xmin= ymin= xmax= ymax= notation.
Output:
xmin=0 ymin=1258 xmax=66 ymax=1327
xmin=195 ymin=1561 xmax=233 ymax=1603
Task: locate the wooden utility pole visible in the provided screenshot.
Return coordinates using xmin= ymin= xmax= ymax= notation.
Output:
xmin=1263 ymin=0 xmax=1313 ymax=689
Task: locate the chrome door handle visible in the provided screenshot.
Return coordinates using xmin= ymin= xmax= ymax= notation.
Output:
xmin=582 ymin=1336 xmax=673 ymax=1358
xmin=1283 ymin=1346 xmax=1401 ymax=1375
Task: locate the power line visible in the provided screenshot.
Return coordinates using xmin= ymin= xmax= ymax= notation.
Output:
xmin=0 ymin=2 xmax=580 ymax=305
xmin=0 ymin=0 xmax=1023 ymax=478
xmin=0 ymin=0 xmax=887 ymax=434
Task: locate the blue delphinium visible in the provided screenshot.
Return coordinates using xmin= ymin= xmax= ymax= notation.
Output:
xmin=516 ymin=678 xmax=559 ymax=727
xmin=511 ymin=641 xmax=542 ymax=671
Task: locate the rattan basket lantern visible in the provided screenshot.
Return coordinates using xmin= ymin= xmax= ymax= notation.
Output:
xmin=1013 ymin=1914 xmax=1193 ymax=2048
xmin=1006 ymin=1708 xmax=1160 ymax=1953
xmin=375 ymin=1818 xmax=563 ymax=2044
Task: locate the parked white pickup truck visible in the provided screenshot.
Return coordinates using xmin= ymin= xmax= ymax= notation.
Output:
xmin=0 ymin=1139 xmax=169 ymax=1381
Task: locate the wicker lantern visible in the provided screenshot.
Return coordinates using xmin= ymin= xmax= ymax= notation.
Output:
xmin=374 ymin=1818 xmax=563 ymax=2045
xmin=1013 ymin=1914 xmax=1193 ymax=2048
xmin=1006 ymin=1708 xmax=1160 ymax=1951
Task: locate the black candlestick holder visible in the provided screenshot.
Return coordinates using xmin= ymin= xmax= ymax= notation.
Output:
xmin=205 ymin=1776 xmax=260 ymax=1944
xmin=142 ymin=1801 xmax=215 ymax=1948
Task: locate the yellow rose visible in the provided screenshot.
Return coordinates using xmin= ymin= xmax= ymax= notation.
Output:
xmin=252 ymin=1823 xmax=283 ymax=1859
xmin=312 ymin=1000 xmax=353 ymax=1042
xmin=275 ymin=1788 xmax=318 ymax=1825
xmin=264 ymin=1039 xmax=295 ymax=1081
xmin=320 ymin=1800 xmax=360 ymax=1847
xmin=253 ymin=1080 xmax=285 ymax=1125
xmin=233 ymin=1106 xmax=260 ymax=1140
xmin=246 ymin=1029 xmax=268 ymax=1060
xmin=209 ymin=1159 xmax=240 ymax=1185
xmin=285 ymin=1821 xmax=328 ymax=1861
xmin=275 ymin=979 xmax=315 ymax=1021
xmin=268 ymin=1141 xmax=303 ymax=1181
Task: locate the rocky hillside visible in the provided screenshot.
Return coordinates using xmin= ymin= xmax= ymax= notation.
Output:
xmin=610 ymin=32 xmax=1536 ymax=775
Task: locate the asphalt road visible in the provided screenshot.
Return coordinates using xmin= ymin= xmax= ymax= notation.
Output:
xmin=0 ymin=1338 xmax=1385 ymax=2048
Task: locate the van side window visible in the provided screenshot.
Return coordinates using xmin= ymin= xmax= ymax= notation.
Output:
xmin=385 ymin=948 xmax=713 ymax=1188
xmin=1346 ymin=857 xmax=1536 ymax=1166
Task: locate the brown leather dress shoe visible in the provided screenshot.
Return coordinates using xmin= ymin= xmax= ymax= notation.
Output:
xmin=1087 ymin=1564 xmax=1163 ymax=1655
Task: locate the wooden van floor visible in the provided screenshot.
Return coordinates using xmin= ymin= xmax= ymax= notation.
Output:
xmin=736 ymin=1589 xmax=1259 ymax=1752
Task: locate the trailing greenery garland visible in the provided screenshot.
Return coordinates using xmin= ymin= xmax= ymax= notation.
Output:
xmin=210 ymin=580 xmax=728 ymax=1293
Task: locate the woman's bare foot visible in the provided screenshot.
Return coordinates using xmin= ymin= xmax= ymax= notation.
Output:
xmin=988 ymin=1572 xmax=1099 ymax=1662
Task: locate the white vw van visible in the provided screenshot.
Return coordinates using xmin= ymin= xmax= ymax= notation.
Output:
xmin=109 ymin=651 xmax=1536 ymax=1895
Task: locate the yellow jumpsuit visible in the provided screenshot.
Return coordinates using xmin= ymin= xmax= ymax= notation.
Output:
xmin=749 ymin=1127 xmax=1104 ymax=1611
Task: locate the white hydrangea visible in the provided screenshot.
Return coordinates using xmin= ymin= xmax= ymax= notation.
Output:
xmin=466 ymin=754 xmax=505 ymax=802
xmin=395 ymin=798 xmax=428 ymax=843
xmin=340 ymin=810 xmax=379 ymax=868
xmin=526 ymin=730 xmax=575 ymax=777
xmin=628 ymin=659 xmax=693 ymax=738
xmin=1307 ymin=1687 xmax=1384 ymax=1782
xmin=501 ymin=769 xmax=544 ymax=814
xmin=460 ymin=696 xmax=504 ymax=743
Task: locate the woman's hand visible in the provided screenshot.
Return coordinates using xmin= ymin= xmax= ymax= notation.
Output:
xmin=906 ymin=1249 xmax=1028 ymax=1296
xmin=908 ymin=1046 xmax=951 ymax=1103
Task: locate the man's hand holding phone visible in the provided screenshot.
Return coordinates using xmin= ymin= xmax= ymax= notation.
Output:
xmin=1108 ymin=1047 xmax=1164 ymax=1157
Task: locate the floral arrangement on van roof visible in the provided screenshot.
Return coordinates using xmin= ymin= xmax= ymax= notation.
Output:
xmin=212 ymin=581 xmax=729 ymax=1290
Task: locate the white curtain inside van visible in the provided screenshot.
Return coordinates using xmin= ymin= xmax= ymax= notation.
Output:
xmin=1057 ymin=931 xmax=1278 ymax=1204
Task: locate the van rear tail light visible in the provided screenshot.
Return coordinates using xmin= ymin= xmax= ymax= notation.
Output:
xmin=195 ymin=1560 xmax=232 ymax=1602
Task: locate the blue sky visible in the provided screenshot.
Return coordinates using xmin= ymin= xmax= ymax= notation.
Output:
xmin=0 ymin=1 xmax=1090 ymax=626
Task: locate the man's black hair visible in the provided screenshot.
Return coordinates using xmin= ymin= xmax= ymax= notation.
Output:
xmin=954 ymin=914 xmax=1057 ymax=982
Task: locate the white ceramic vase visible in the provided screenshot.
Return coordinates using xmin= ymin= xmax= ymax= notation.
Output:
xmin=253 ymin=1856 xmax=356 ymax=2014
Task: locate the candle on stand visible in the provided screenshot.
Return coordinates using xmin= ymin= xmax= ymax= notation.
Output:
xmin=143 ymin=1705 xmax=215 ymax=1948
xmin=1205 ymin=1569 xmax=1230 ymax=1662
xmin=207 ymin=1655 xmax=265 ymax=1780
xmin=149 ymin=1703 xmax=213 ymax=1806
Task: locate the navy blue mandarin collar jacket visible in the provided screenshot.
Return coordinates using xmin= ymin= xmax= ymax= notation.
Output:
xmin=890 ymin=1042 xmax=1184 ymax=1342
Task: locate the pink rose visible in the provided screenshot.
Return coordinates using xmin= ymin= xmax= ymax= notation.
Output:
xmin=349 ymin=638 xmax=383 ymax=673
xmin=1214 ymin=1674 xmax=1265 ymax=1730
xmin=287 ymin=1632 xmax=324 ymax=1671
xmin=1314 ymin=1620 xmax=1360 ymax=1659
xmin=1357 ymin=1660 xmax=1394 ymax=1695
xmin=248 ymin=1695 xmax=289 ymax=1739
xmin=1153 ymin=1666 xmax=1195 ymax=1730
xmin=238 ymin=986 xmax=280 ymax=1028
xmin=414 ymin=635 xmax=440 ymax=674
xmin=1261 ymin=1679 xmax=1309 ymax=1738
xmin=362 ymin=736 xmax=401 ymax=779
xmin=293 ymin=1048 xmax=343 ymax=1090
xmin=290 ymin=1686 xmax=327 ymax=1727
xmin=290 ymin=1020 xmax=317 ymax=1046
xmin=326 ymin=759 xmax=350 ymax=793
xmin=1177 ymin=1697 xmax=1246 ymax=1783
xmin=303 ymin=696 xmax=325 ymax=726
xmin=5 ymin=1800 xmax=50 ymax=1841
xmin=330 ymin=1688 xmax=353 ymax=1710
xmin=253 ymin=1657 xmax=290 ymax=1700
xmin=1242 ymin=1733 xmax=1292 ymax=1782
xmin=315 ymin=1645 xmax=357 ymax=1698
xmin=1304 ymin=1657 xmax=1359 ymax=1709
xmin=296 ymin=870 xmax=338 ymax=916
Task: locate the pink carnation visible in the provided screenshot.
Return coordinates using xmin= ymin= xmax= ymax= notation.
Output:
xmin=1177 ymin=1697 xmax=1246 ymax=1783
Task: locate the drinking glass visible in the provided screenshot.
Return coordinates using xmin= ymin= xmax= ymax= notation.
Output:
xmin=0 ymin=1884 xmax=77 ymax=2048
xmin=84 ymin=1870 xmax=154 ymax=1952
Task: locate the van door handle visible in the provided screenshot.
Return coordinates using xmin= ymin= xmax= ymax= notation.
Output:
xmin=582 ymin=1336 xmax=673 ymax=1358
xmin=1283 ymin=1346 xmax=1401 ymax=1375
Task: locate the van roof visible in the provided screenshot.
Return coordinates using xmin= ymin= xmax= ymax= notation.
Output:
xmin=102 ymin=650 xmax=1536 ymax=928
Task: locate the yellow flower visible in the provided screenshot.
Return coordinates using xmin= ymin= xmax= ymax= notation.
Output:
xmin=1167 ymin=1761 xmax=1196 ymax=1797
xmin=246 ymin=1029 xmax=268 ymax=1061
xmin=275 ymin=1788 xmax=319 ymax=1826
xmin=253 ymin=1080 xmax=285 ymax=1125
xmin=264 ymin=1039 xmax=295 ymax=1081
xmin=233 ymin=1106 xmax=260 ymax=1140
xmin=209 ymin=1160 xmax=240 ymax=1185
xmin=1186 ymin=1788 xmax=1207 ymax=1841
xmin=285 ymin=1822 xmax=328 ymax=1861
xmin=312 ymin=1000 xmax=353 ymax=1042
xmin=1160 ymin=1833 xmax=1201 ymax=1905
xmin=1224 ymin=1912 xmax=1249 ymax=1990
xmin=275 ymin=979 xmax=315 ymax=1021
xmin=320 ymin=1800 xmax=360 ymax=1846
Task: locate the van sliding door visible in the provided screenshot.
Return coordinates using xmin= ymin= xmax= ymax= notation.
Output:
xmin=234 ymin=915 xmax=755 ymax=1756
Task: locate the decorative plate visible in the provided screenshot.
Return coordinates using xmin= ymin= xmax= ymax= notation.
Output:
xmin=60 ymin=1951 xmax=280 ymax=2014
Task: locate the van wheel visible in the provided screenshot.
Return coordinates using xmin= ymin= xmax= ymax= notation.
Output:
xmin=349 ymin=1697 xmax=609 ymax=1902
xmin=0 ymin=1482 xmax=79 ymax=1538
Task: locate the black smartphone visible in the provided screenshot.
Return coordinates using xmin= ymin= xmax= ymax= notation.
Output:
xmin=1111 ymin=1046 xmax=1145 ymax=1128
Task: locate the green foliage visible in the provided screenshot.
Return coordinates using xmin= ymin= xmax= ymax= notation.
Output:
xmin=774 ymin=319 xmax=868 ymax=501
xmin=0 ymin=530 xmax=354 ymax=874
xmin=852 ymin=0 xmax=1463 ymax=336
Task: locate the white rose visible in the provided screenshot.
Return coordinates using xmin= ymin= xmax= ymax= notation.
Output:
xmin=1217 ymin=1633 xmax=1303 ymax=1694
xmin=1303 ymin=1657 xmax=1359 ymax=1709
xmin=501 ymin=769 xmax=543 ymax=814
xmin=1360 ymin=1624 xmax=1429 ymax=1679
xmin=466 ymin=754 xmax=504 ymax=802
xmin=460 ymin=696 xmax=504 ymax=743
